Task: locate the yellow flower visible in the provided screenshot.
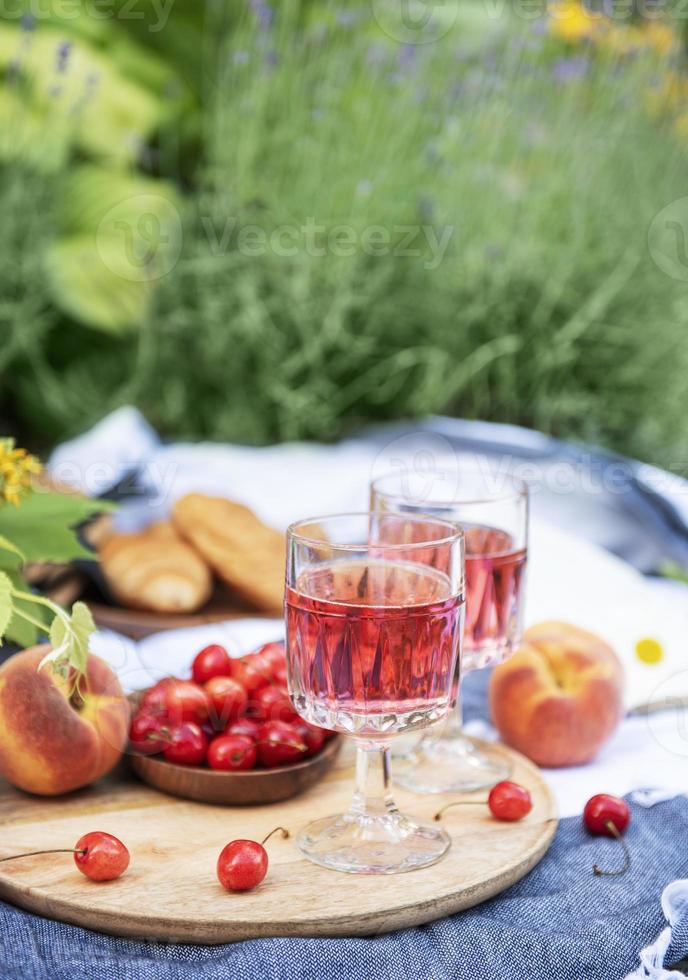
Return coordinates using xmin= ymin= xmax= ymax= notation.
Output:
xmin=643 ymin=22 xmax=676 ymax=55
xmin=0 ymin=438 xmax=42 ymax=507
xmin=548 ymin=0 xmax=602 ymax=43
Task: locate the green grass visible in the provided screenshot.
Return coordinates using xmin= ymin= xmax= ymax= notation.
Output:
xmin=3 ymin=1 xmax=688 ymax=472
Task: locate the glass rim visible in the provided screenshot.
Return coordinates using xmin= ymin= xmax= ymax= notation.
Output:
xmin=371 ymin=468 xmax=529 ymax=508
xmin=286 ymin=511 xmax=464 ymax=551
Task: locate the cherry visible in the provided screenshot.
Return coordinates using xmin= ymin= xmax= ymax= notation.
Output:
xmin=192 ymin=644 xmax=233 ymax=685
xmin=434 ymin=780 xmax=533 ymax=823
xmin=583 ymin=794 xmax=631 ymax=877
xmin=205 ymin=676 xmax=248 ymax=728
xmin=142 ymin=678 xmax=209 ymax=726
xmin=0 ymin=832 xmax=130 ymax=883
xmin=226 ymin=717 xmax=262 ymax=740
xmin=129 ymin=712 xmax=166 ymax=755
xmin=272 ymin=664 xmax=289 ymax=688
xmin=254 ymin=642 xmax=286 ymax=674
xmin=583 ymin=794 xmax=630 ymax=836
xmin=488 ymin=781 xmax=533 ymax=822
xmin=256 ymin=721 xmax=307 ymax=767
xmin=230 ymin=656 xmax=270 ymax=696
xmin=217 ymin=827 xmax=288 ymax=892
xmin=251 ymin=684 xmax=299 ymax=724
xmin=208 ymin=734 xmax=257 ymax=772
xmin=74 ymin=832 xmax=130 ymax=882
xmin=292 ymin=721 xmax=326 ymax=757
xmin=163 ymin=722 xmax=208 ymax=767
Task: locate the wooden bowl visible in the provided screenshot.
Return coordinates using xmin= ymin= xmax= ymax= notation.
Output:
xmin=129 ymin=735 xmax=342 ymax=805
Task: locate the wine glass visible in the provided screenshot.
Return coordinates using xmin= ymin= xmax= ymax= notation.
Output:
xmin=285 ymin=512 xmax=465 ymax=874
xmin=370 ymin=468 xmax=528 ymax=793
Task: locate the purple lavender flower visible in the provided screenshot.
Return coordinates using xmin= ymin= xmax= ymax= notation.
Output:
xmin=20 ymin=13 xmax=35 ymax=32
xmin=396 ymin=43 xmax=417 ymax=71
xmin=233 ymin=49 xmax=250 ymax=65
xmin=250 ymin=0 xmax=273 ymax=30
xmin=551 ymin=56 xmax=589 ymax=82
xmin=336 ymin=10 xmax=356 ymax=28
xmin=56 ymin=40 xmax=72 ymax=74
xmin=264 ymin=49 xmax=279 ymax=68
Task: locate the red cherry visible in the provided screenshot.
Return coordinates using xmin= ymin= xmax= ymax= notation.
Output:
xmin=272 ymin=664 xmax=289 ymax=688
xmin=205 ymin=676 xmax=248 ymax=729
xmin=74 ymin=832 xmax=130 ymax=882
xmin=292 ymin=721 xmax=326 ymax=757
xmin=208 ymin=734 xmax=257 ymax=772
xmin=140 ymin=677 xmax=175 ymax=715
xmin=254 ymin=641 xmax=286 ymax=673
xmin=129 ymin=712 xmax=166 ymax=755
xmin=163 ymin=722 xmax=208 ymax=767
xmin=257 ymin=721 xmax=307 ymax=767
xmin=583 ymin=794 xmax=630 ymax=836
xmin=487 ymin=781 xmax=533 ymax=822
xmin=583 ymin=794 xmax=632 ymax=877
xmin=226 ymin=717 xmax=262 ymax=740
xmin=216 ymin=827 xmax=288 ymax=892
xmin=251 ymin=684 xmax=299 ymax=724
xmin=192 ymin=644 xmax=232 ymax=685
xmin=217 ymin=840 xmax=267 ymax=891
xmin=230 ymin=656 xmax=271 ymax=696
xmin=142 ymin=678 xmax=209 ymax=726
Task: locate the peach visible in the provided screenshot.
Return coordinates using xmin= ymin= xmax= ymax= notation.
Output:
xmin=0 ymin=645 xmax=130 ymax=795
xmin=488 ymin=621 xmax=624 ymax=768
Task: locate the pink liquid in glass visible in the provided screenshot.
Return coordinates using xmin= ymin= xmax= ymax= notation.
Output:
xmin=286 ymin=559 xmax=463 ymax=738
xmin=463 ymin=525 xmax=526 ymax=670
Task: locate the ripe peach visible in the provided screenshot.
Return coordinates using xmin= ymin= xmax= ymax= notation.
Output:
xmin=0 ymin=645 xmax=130 ymax=795
xmin=489 ymin=621 xmax=624 ymax=768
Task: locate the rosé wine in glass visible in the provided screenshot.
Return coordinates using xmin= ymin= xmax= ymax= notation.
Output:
xmin=286 ymin=559 xmax=463 ymax=738
xmin=463 ymin=525 xmax=527 ymax=671
xmin=285 ymin=512 xmax=464 ymax=875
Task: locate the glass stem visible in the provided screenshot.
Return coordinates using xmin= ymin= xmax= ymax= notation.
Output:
xmin=351 ymin=742 xmax=397 ymax=820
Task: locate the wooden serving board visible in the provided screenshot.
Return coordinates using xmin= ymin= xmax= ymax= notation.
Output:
xmin=0 ymin=741 xmax=557 ymax=944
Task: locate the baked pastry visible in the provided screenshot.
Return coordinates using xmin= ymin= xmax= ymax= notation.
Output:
xmin=172 ymin=494 xmax=285 ymax=613
xmin=98 ymin=521 xmax=213 ymax=613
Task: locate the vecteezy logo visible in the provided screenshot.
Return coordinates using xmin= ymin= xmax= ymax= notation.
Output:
xmin=96 ymin=194 xmax=183 ymax=283
xmin=371 ymin=0 xmax=458 ymax=44
xmin=647 ymin=197 xmax=688 ymax=282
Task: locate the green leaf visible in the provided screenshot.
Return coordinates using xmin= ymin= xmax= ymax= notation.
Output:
xmin=3 ymin=570 xmax=45 ymax=648
xmin=0 ymin=491 xmax=113 ymax=564
xmin=0 ymin=570 xmax=14 ymax=641
xmin=0 ymin=535 xmax=25 ymax=571
xmin=41 ymin=601 xmax=95 ymax=677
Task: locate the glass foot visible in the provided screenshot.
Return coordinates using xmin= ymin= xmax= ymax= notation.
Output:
xmin=395 ymin=733 xmax=511 ymax=794
xmin=296 ymin=808 xmax=451 ymax=874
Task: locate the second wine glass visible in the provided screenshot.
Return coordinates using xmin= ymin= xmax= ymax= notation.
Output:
xmin=371 ymin=467 xmax=528 ymax=793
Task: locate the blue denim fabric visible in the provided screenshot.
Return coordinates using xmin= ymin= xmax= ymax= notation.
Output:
xmin=1 ymin=668 xmax=687 ymax=980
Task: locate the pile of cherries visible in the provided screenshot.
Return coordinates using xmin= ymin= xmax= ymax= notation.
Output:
xmin=129 ymin=641 xmax=334 ymax=771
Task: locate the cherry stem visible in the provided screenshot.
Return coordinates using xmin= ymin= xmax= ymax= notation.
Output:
xmin=434 ymin=800 xmax=488 ymax=821
xmin=593 ymin=821 xmax=630 ymax=877
xmin=0 ymin=848 xmax=86 ymax=863
xmin=261 ymin=827 xmax=290 ymax=846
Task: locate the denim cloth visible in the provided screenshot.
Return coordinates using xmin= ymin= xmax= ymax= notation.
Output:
xmin=2 ymin=668 xmax=688 ymax=980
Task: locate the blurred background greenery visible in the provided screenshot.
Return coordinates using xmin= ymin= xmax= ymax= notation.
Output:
xmin=1 ymin=0 xmax=687 ymax=472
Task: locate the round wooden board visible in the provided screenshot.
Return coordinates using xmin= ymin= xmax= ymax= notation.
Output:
xmin=0 ymin=740 xmax=557 ymax=944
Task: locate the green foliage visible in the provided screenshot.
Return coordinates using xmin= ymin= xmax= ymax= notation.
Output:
xmin=0 ymin=1 xmax=687 ymax=473
xmin=0 ymin=491 xmax=113 ymax=563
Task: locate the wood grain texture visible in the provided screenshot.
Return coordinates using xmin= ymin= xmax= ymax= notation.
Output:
xmin=0 ymin=740 xmax=557 ymax=944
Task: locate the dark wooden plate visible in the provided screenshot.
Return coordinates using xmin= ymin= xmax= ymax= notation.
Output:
xmin=129 ymin=735 xmax=342 ymax=805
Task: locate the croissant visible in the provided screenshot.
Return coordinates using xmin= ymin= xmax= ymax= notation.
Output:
xmin=98 ymin=521 xmax=213 ymax=614
xmin=172 ymin=493 xmax=285 ymax=614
